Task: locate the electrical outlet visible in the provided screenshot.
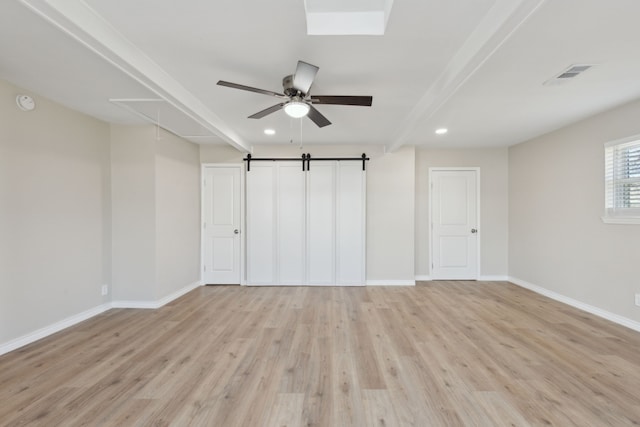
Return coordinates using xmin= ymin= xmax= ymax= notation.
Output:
xmin=101 ymin=285 xmax=109 ymax=296
xmin=635 ymin=294 xmax=640 ymax=307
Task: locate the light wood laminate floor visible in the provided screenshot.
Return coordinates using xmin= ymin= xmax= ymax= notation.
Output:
xmin=1 ymin=281 xmax=640 ymax=426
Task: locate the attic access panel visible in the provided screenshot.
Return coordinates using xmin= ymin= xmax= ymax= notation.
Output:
xmin=110 ymin=98 xmax=224 ymax=144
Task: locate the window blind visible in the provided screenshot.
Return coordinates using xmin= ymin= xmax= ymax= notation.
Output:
xmin=605 ymin=138 xmax=640 ymax=218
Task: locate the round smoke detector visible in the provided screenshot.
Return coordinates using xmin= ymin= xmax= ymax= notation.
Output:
xmin=16 ymin=94 xmax=35 ymax=111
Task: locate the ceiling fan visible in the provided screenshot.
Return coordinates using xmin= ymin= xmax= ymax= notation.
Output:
xmin=217 ymin=60 xmax=373 ymax=128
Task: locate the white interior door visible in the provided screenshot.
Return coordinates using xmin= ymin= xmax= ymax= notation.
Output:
xmin=202 ymin=165 xmax=242 ymax=284
xmin=430 ymin=169 xmax=478 ymax=280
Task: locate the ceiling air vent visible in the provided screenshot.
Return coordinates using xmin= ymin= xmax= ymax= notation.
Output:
xmin=544 ymin=64 xmax=596 ymax=86
xmin=557 ymin=64 xmax=592 ymax=78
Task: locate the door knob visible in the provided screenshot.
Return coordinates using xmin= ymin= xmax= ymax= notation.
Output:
xmin=234 ymin=229 xmax=240 ymax=234
xmin=471 ymin=228 xmax=477 ymax=234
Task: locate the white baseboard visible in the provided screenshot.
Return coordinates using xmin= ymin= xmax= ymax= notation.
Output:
xmin=416 ymin=275 xmax=508 ymax=282
xmin=478 ymin=275 xmax=509 ymax=281
xmin=366 ymin=280 xmax=416 ymax=286
xmin=0 ymin=303 xmax=112 ymax=356
xmin=1 ymin=281 xmax=203 ymax=356
xmin=110 ymin=300 xmax=160 ymax=309
xmin=246 ymin=283 xmax=366 ymax=287
xmin=112 ymin=280 xmax=202 ymax=309
xmin=509 ymin=276 xmax=640 ymax=333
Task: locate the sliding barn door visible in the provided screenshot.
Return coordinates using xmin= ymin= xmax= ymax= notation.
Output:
xmin=246 ymin=161 xmax=365 ymax=286
xmin=246 ymin=164 xmax=276 ymax=284
xmin=335 ymin=163 xmax=366 ymax=285
xmin=306 ymin=163 xmax=336 ymax=284
xmin=276 ymin=163 xmax=305 ymax=284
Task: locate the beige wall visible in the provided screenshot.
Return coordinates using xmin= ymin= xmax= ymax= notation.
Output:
xmin=200 ymin=143 xmax=416 ymax=283
xmin=367 ymin=146 xmax=416 ymax=282
xmin=509 ymin=99 xmax=640 ymax=323
xmin=155 ymin=133 xmax=201 ymax=298
xmin=111 ymin=125 xmax=156 ymax=301
xmin=200 ymin=143 xmax=244 ymax=163
xmin=8 ymin=68 xmax=638 ymax=350
xmin=111 ymin=125 xmax=201 ymax=302
xmin=0 ymin=79 xmax=111 ymax=344
xmin=415 ymin=148 xmax=509 ymax=279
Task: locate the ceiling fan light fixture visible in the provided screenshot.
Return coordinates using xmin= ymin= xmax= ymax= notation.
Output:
xmin=219 ymin=60 xmax=371 ymax=127
xmin=284 ymin=101 xmax=310 ymax=118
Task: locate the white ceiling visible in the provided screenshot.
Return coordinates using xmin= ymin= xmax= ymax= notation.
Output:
xmin=2 ymin=0 xmax=640 ymax=152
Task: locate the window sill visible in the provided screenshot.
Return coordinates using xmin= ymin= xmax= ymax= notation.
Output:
xmin=601 ymin=216 xmax=640 ymax=225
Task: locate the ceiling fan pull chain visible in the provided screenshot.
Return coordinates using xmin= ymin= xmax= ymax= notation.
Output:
xmin=289 ymin=117 xmax=294 ymax=144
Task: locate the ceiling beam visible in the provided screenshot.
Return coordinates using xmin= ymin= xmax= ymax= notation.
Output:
xmin=386 ymin=0 xmax=547 ymax=153
xmin=18 ymin=0 xmax=250 ymax=152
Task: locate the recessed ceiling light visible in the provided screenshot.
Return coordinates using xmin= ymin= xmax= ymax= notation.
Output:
xmin=435 ymin=128 xmax=448 ymax=135
xmin=264 ymin=129 xmax=276 ymax=135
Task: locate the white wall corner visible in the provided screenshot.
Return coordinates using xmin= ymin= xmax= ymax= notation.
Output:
xmin=0 ymin=303 xmax=112 ymax=356
xmin=367 ymin=280 xmax=416 ymax=286
xmin=415 ymin=275 xmax=432 ymax=281
xmin=509 ymin=276 xmax=640 ymax=333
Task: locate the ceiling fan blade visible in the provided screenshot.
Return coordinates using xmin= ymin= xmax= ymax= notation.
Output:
xmin=217 ymin=80 xmax=284 ymax=98
xmin=248 ymin=103 xmax=285 ymax=119
xmin=307 ymin=105 xmax=331 ymax=128
xmin=292 ymin=61 xmax=319 ymax=95
xmin=311 ymin=95 xmax=373 ymax=106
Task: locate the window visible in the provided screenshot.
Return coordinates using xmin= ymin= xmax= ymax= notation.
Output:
xmin=603 ymin=136 xmax=640 ymax=224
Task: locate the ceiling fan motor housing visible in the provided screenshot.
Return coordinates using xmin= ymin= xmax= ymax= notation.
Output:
xmin=282 ymin=74 xmax=300 ymax=96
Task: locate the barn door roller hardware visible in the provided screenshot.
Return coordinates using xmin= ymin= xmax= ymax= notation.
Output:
xmin=244 ymin=153 xmax=369 ymax=172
